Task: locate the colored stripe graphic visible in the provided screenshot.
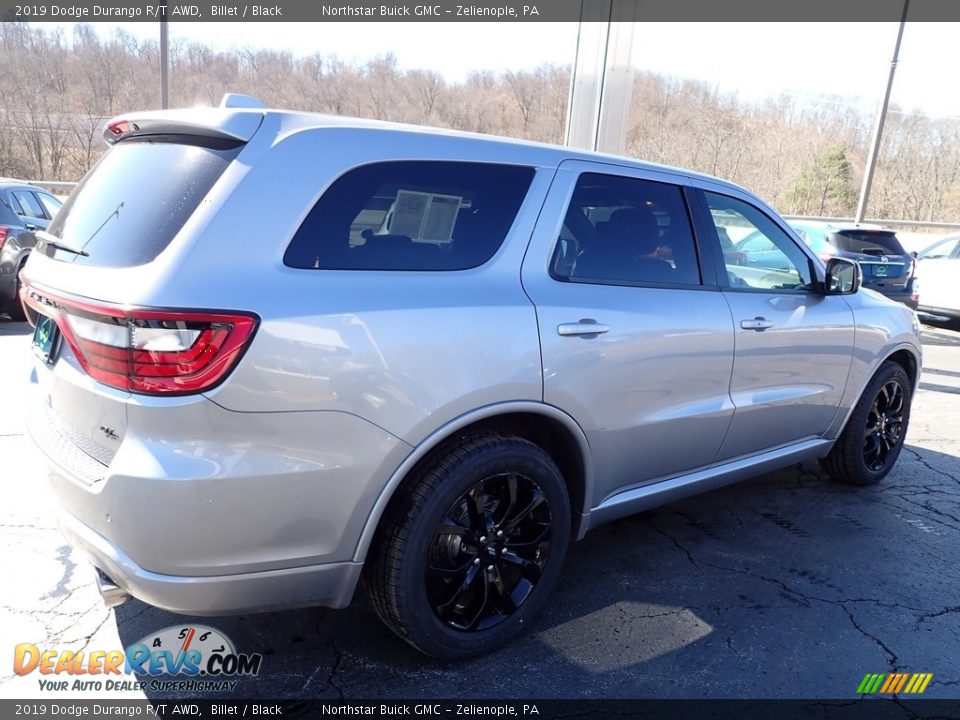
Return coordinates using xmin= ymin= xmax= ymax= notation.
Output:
xmin=858 ymin=672 xmax=933 ymax=694
xmin=856 ymin=674 xmax=876 ymax=694
xmin=892 ymin=674 xmax=909 ymax=693
xmin=879 ymin=674 xmax=897 ymax=693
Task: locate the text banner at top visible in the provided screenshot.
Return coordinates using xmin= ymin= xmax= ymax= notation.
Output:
xmin=3 ymin=0 xmax=960 ymax=22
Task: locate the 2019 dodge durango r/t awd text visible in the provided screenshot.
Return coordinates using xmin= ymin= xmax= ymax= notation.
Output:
xmin=20 ymin=95 xmax=921 ymax=659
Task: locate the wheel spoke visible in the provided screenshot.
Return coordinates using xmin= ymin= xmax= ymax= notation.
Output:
xmin=500 ymin=549 xmax=543 ymax=582
xmin=492 ymin=572 xmax=522 ymax=615
xmin=465 ymin=488 xmax=487 ymax=531
xmin=427 ymin=555 xmax=475 ymax=579
xmin=497 ymin=474 xmax=518 ymax=528
xmin=436 ymin=563 xmax=481 ymax=615
xmin=436 ymin=518 xmax=472 ymax=539
xmin=504 ymin=523 xmax=551 ymax=548
xmin=466 ymin=570 xmax=492 ymax=630
xmin=504 ymin=490 xmax=546 ymax=530
xmin=888 ymin=385 xmax=904 ymax=413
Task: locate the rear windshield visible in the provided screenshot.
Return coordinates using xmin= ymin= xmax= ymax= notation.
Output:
xmin=46 ymin=138 xmax=240 ymax=267
xmin=828 ymin=230 xmax=905 ymax=255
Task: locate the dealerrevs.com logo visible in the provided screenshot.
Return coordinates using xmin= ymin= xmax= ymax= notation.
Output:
xmin=13 ymin=625 xmax=263 ymax=693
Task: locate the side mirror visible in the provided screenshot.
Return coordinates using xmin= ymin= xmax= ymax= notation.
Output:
xmin=910 ymin=250 xmax=919 ymax=258
xmin=824 ymin=256 xmax=861 ymax=295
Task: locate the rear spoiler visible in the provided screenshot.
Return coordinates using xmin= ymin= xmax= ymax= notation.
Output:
xmin=103 ymin=95 xmax=265 ymax=145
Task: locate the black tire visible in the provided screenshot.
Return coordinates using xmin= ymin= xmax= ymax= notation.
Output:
xmin=5 ymin=263 xmax=26 ymax=321
xmin=821 ymin=361 xmax=912 ymax=486
xmin=364 ymin=432 xmax=571 ymax=660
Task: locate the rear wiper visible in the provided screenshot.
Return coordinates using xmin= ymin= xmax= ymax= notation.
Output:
xmin=36 ymin=230 xmax=89 ymax=257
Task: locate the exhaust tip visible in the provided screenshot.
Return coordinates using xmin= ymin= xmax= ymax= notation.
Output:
xmin=94 ymin=567 xmax=131 ymax=609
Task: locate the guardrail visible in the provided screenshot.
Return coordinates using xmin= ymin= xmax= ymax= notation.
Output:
xmin=26 ymin=181 xmax=78 ymax=190
xmin=783 ymin=215 xmax=960 ymax=230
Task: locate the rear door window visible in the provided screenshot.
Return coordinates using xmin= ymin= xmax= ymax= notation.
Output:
xmin=550 ymin=172 xmax=702 ymax=287
xmin=46 ymin=138 xmax=241 ymax=267
xmin=12 ymin=190 xmax=46 ymax=220
xmin=284 ymin=161 xmax=535 ymax=271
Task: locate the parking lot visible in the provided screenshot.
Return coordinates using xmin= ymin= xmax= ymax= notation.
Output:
xmin=1 ymin=314 xmax=959 ymax=700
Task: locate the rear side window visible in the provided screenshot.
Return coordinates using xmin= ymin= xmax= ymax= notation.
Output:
xmin=284 ymin=162 xmax=535 ymax=271
xmin=46 ymin=138 xmax=240 ymax=267
xmin=829 ymin=230 xmax=905 ymax=255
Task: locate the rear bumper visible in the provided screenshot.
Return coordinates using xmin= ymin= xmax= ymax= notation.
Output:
xmin=25 ymin=369 xmax=410 ymax=614
xmin=918 ymin=304 xmax=960 ymax=321
xmin=870 ymin=288 xmax=918 ymax=311
xmin=57 ymin=504 xmax=363 ymax=614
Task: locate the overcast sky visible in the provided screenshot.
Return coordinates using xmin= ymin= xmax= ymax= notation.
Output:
xmin=38 ymin=21 xmax=960 ymax=119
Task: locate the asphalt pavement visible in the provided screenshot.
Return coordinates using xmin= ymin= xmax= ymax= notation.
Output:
xmin=1 ymin=315 xmax=959 ymax=700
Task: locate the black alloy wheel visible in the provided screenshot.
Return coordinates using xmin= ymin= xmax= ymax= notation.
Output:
xmin=822 ymin=361 xmax=912 ymax=486
xmin=365 ymin=432 xmax=570 ymax=659
xmin=862 ymin=378 xmax=905 ymax=472
xmin=426 ymin=472 xmax=551 ymax=631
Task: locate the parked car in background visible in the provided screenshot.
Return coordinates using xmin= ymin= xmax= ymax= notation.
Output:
xmin=915 ymin=234 xmax=960 ymax=322
xmin=789 ymin=221 xmax=919 ymax=310
xmin=20 ymin=98 xmax=922 ymax=659
xmin=0 ymin=180 xmax=62 ymax=320
xmin=734 ymin=229 xmax=795 ymax=271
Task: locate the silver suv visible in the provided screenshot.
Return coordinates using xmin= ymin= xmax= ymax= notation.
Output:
xmin=21 ymin=97 xmax=921 ymax=659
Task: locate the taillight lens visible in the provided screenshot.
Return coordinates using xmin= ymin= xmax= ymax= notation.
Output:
xmin=21 ymin=283 xmax=257 ymax=395
xmin=0 ymin=225 xmax=9 ymax=252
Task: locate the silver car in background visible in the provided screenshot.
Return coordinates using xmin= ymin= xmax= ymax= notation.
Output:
xmin=21 ymin=96 xmax=922 ymax=659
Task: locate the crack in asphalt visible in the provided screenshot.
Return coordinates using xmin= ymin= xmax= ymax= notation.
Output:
xmin=917 ymin=605 xmax=960 ymax=625
xmin=903 ymin=447 xmax=960 ymax=485
xmin=326 ymin=641 xmax=345 ymax=700
xmin=647 ymin=520 xmax=700 ymax=569
xmin=839 ymin=602 xmax=899 ymax=671
xmin=645 ymin=517 xmax=931 ymax=670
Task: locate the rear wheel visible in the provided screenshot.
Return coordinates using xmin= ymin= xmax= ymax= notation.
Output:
xmin=365 ymin=433 xmax=570 ymax=659
xmin=821 ymin=361 xmax=912 ymax=486
xmin=5 ymin=267 xmax=26 ymax=321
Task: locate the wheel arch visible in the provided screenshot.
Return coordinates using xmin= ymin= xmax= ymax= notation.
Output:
xmin=826 ymin=341 xmax=921 ymax=443
xmin=353 ymin=401 xmax=593 ymax=563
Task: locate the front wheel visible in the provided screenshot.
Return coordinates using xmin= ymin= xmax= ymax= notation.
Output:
xmin=821 ymin=361 xmax=912 ymax=486
xmin=364 ymin=433 xmax=571 ymax=659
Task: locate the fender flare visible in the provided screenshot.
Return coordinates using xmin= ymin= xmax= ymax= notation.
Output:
xmin=827 ymin=341 xmax=921 ymax=441
xmin=352 ymin=400 xmax=593 ymax=562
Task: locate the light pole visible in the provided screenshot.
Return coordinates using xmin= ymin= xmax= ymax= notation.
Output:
xmin=160 ymin=3 xmax=169 ymax=109
xmin=855 ymin=0 xmax=909 ymax=224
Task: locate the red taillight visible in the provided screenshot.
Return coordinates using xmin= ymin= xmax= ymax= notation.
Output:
xmin=21 ymin=283 xmax=257 ymax=395
xmin=0 ymin=225 xmax=9 ymax=252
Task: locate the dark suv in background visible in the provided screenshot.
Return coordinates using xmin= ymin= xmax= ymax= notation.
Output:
xmin=0 ymin=180 xmax=62 ymax=320
xmin=789 ymin=221 xmax=919 ymax=310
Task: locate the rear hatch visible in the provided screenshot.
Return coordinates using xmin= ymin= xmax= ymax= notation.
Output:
xmin=21 ymin=108 xmax=262 ymax=476
xmin=827 ymin=228 xmax=912 ymax=287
